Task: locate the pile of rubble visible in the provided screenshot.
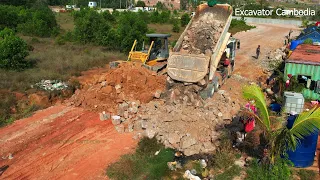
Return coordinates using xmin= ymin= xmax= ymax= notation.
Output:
xmin=69 ymin=63 xmax=166 ymax=112
xmin=260 ymin=46 xmax=287 ymax=70
xmin=180 ymin=12 xmax=224 ymax=54
xmin=112 ymin=90 xmax=240 ymax=156
xmin=33 ymin=80 xmax=68 ymax=91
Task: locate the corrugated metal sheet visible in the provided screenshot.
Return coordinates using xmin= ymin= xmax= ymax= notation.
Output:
xmin=297 ymin=31 xmax=320 ymax=43
xmin=285 ymin=62 xmax=320 ymax=99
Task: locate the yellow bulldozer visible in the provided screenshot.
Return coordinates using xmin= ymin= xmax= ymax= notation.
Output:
xmin=110 ymin=33 xmax=171 ymax=72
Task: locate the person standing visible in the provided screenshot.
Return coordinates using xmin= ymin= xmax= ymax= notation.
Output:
xmin=256 ymin=45 xmax=261 ymax=59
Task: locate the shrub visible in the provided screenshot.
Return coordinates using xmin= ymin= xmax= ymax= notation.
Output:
xmin=117 ymin=11 xmax=148 ymax=52
xmin=303 ymin=38 xmax=313 ymax=44
xmin=181 ymin=13 xmax=191 ymax=27
xmin=0 ymin=5 xmax=22 ymax=30
xmin=18 ymin=6 xmax=59 ymax=37
xmin=172 ymin=22 xmax=180 ymax=33
xmin=0 ymin=91 xmax=16 ymax=127
xmin=0 ymin=28 xmax=29 ymax=70
xmin=246 ymin=158 xmax=292 ymax=180
xmin=136 ymin=0 xmax=146 ymax=7
xmin=229 ymin=19 xmax=255 ymax=34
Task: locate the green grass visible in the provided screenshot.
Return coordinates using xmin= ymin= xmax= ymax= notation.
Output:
xmin=0 ymin=37 xmax=125 ymax=91
xmin=246 ymin=158 xmax=293 ymax=180
xmin=106 ymin=137 xmax=175 ymax=180
xmin=215 ymin=165 xmax=242 ymax=180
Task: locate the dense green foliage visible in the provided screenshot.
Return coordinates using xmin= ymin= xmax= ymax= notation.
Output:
xmin=172 ymin=22 xmax=180 ymax=33
xmin=243 ymin=84 xmax=320 ymax=163
xmin=0 ymin=28 xmax=29 ymax=70
xmin=246 ymin=158 xmax=292 ymax=180
xmin=303 ymin=38 xmax=313 ymax=44
xmin=106 ymin=137 xmax=175 ymax=180
xmin=180 ymin=13 xmax=191 ymax=27
xmin=18 ymin=6 xmax=59 ymax=37
xmin=229 ymin=18 xmax=256 ymax=34
xmin=73 ymin=9 xmax=148 ymax=52
xmin=0 ymin=5 xmax=59 ymax=37
xmin=136 ymin=1 xmax=146 ymax=7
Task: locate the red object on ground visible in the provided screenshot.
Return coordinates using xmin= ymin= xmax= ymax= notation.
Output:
xmin=245 ymin=119 xmax=255 ymax=133
xmin=315 ymin=22 xmax=320 ymax=27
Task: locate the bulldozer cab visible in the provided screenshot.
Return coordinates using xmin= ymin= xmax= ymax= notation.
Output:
xmin=145 ymin=34 xmax=171 ymax=61
xmin=128 ymin=34 xmax=171 ymax=64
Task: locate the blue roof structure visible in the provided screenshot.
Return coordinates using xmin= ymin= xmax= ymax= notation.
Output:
xmin=297 ymin=26 xmax=320 ymax=42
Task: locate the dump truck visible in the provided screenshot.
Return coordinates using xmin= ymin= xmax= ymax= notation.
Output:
xmin=167 ymin=3 xmax=239 ymax=99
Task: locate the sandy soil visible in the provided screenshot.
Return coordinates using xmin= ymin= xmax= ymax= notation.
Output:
xmin=0 ymin=23 xmax=303 ymax=179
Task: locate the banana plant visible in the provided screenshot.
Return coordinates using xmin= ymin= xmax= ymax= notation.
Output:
xmin=242 ymin=84 xmax=320 ymax=163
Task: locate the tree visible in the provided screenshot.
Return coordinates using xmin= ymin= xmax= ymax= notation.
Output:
xmin=242 ymin=84 xmax=320 ymax=164
xmin=180 ymin=13 xmax=190 ymax=27
xmin=0 ymin=28 xmax=29 ymax=70
xmin=172 ymin=22 xmax=180 ymax=32
xmin=136 ymin=0 xmax=146 ymax=7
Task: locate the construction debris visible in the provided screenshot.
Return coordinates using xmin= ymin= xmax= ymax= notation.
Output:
xmin=260 ymin=46 xmax=287 ymax=70
xmin=181 ymin=12 xmax=224 ymax=54
xmin=34 ymin=80 xmax=68 ymax=91
xmin=113 ymin=90 xmax=240 ymax=156
xmin=69 ymin=63 xmax=166 ymax=113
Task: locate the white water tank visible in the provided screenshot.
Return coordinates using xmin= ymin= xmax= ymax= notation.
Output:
xmin=88 ymin=1 xmax=97 ymax=8
xmin=283 ymin=92 xmax=305 ymax=114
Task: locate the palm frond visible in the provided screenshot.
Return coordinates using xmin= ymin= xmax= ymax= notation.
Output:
xmin=290 ymin=107 xmax=320 ymax=139
xmin=242 ymin=84 xmax=270 ymax=131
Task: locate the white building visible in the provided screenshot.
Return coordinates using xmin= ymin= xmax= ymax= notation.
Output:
xmin=88 ymin=1 xmax=97 ymax=8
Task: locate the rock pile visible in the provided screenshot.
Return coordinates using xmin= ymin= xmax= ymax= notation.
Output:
xmin=181 ymin=12 xmax=224 ymax=54
xmin=260 ymin=46 xmax=287 ymax=70
xmin=69 ymin=63 xmax=166 ymax=112
xmin=34 ymin=80 xmax=68 ymax=91
xmin=113 ymin=91 xmax=240 ymax=156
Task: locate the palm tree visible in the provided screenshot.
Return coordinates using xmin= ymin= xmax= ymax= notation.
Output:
xmin=242 ymin=84 xmax=320 ymax=163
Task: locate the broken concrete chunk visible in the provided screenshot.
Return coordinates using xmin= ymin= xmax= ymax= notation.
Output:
xmin=115 ymin=124 xmax=125 ymax=133
xmin=154 ymin=90 xmax=162 ymax=99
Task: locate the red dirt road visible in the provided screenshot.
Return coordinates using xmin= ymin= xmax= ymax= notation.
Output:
xmin=0 ymin=105 xmax=136 ymax=180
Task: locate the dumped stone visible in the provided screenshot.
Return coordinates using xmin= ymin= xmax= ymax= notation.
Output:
xmin=99 ymin=111 xmax=110 ymax=121
xmin=34 ymin=80 xmax=68 ymax=91
xmin=128 ymin=91 xmax=240 ymax=156
xmin=180 ymin=12 xmax=224 ymax=54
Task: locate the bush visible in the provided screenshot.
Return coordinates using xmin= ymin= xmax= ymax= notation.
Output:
xmin=136 ymin=0 xmax=146 ymax=7
xmin=117 ymin=11 xmax=148 ymax=52
xmin=18 ymin=6 xmax=59 ymax=37
xmin=0 ymin=5 xmax=23 ymax=30
xmin=246 ymin=158 xmax=292 ymax=180
xmin=229 ymin=19 xmax=255 ymax=34
xmin=0 ymin=28 xmax=29 ymax=70
xmin=0 ymin=91 xmax=16 ymax=127
xmin=181 ymin=13 xmax=190 ymax=27
xmin=303 ymin=38 xmax=313 ymax=44
xmin=172 ymin=22 xmax=180 ymax=33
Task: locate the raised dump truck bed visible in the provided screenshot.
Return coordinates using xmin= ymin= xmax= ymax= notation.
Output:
xmin=167 ymin=4 xmax=233 ymax=83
